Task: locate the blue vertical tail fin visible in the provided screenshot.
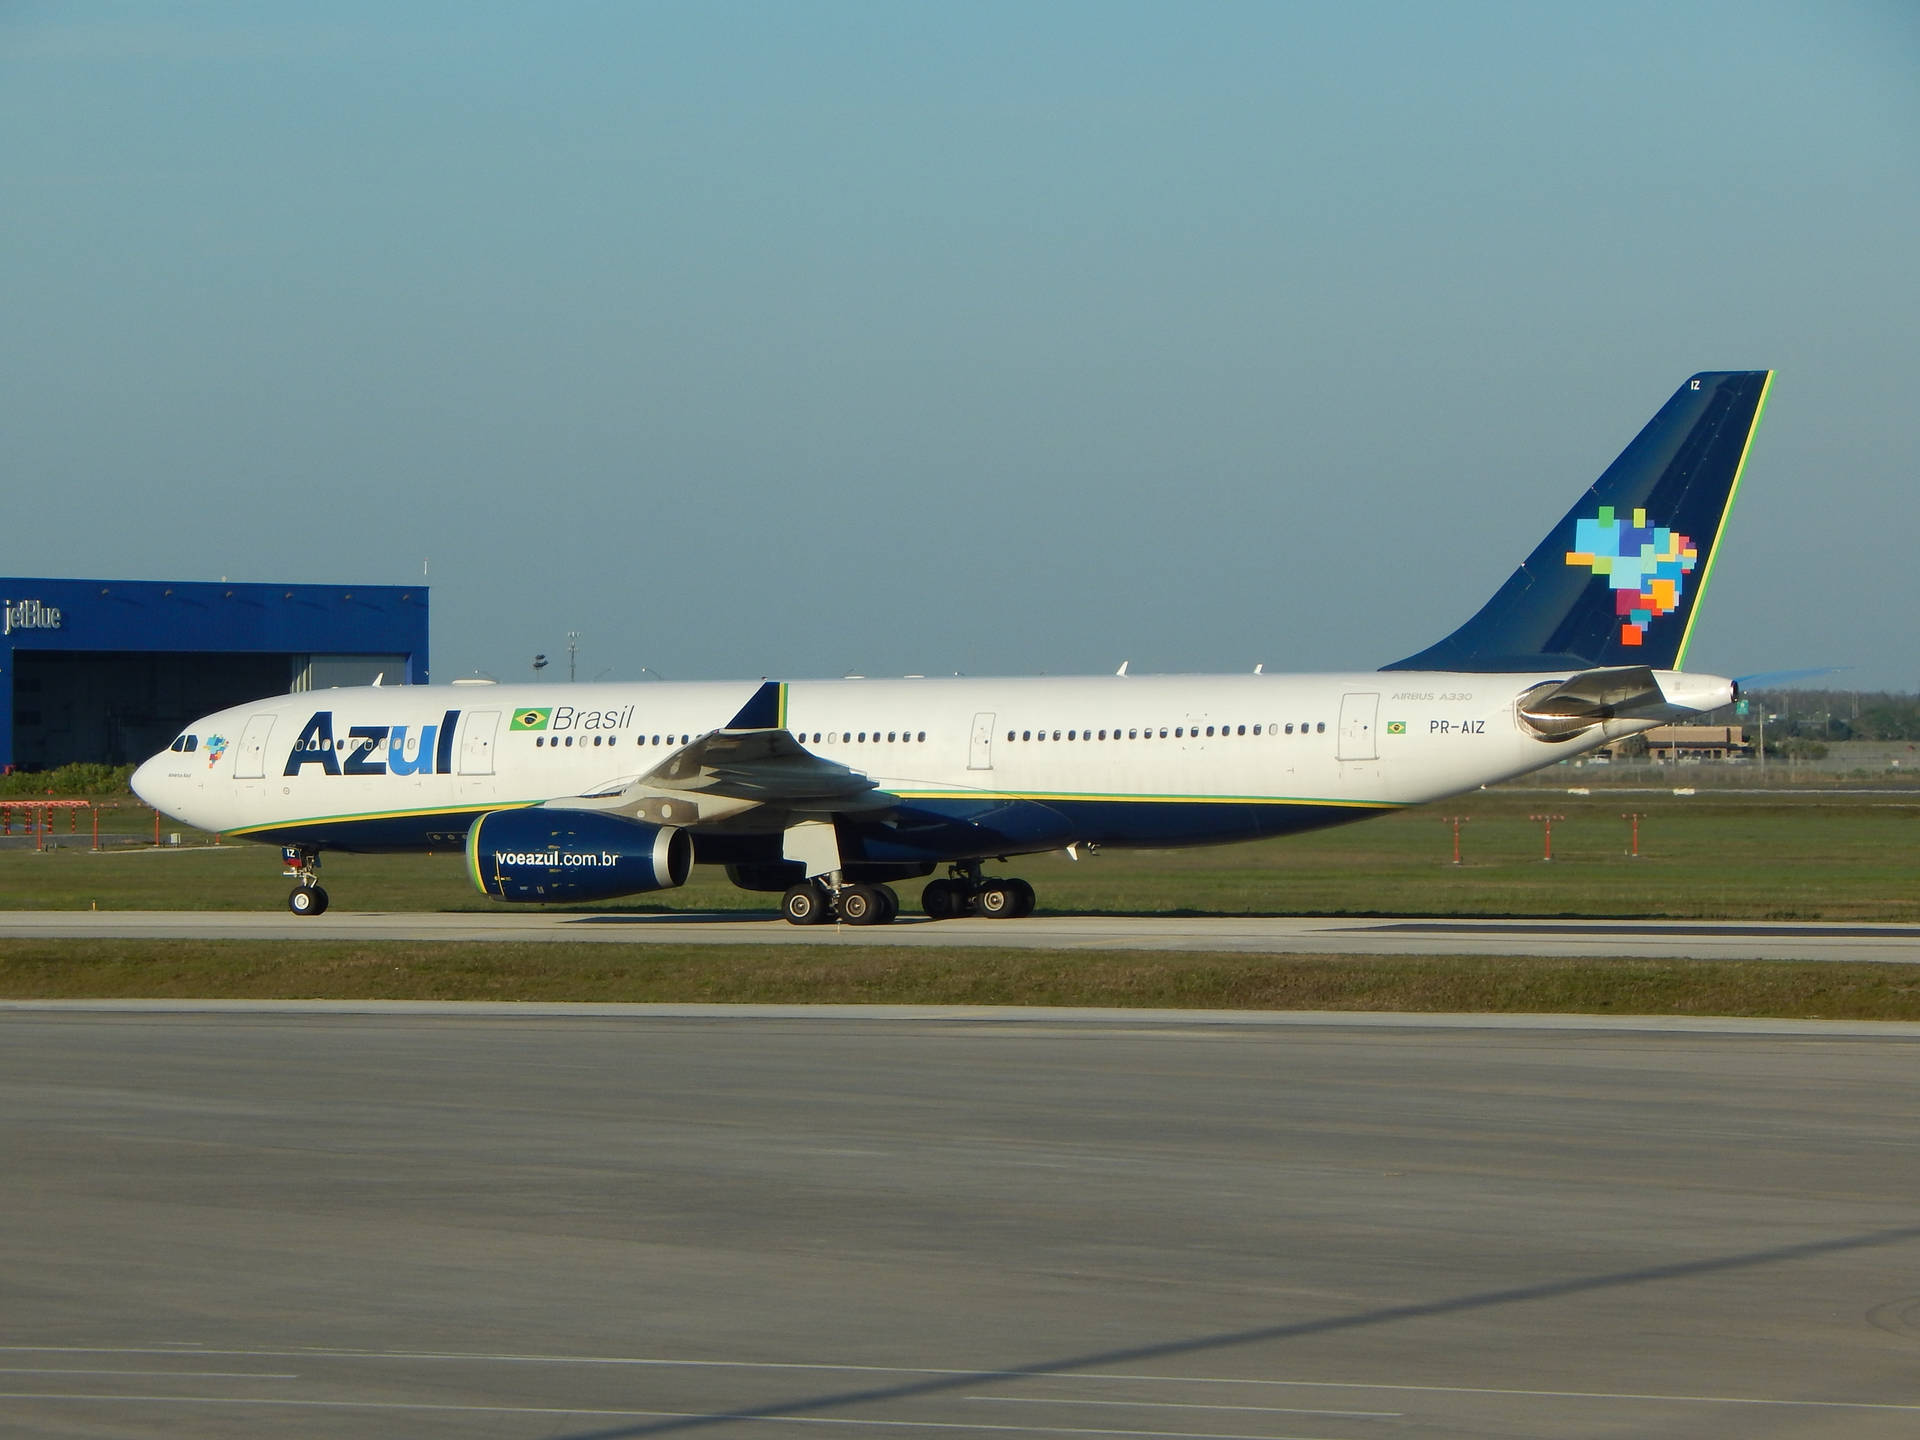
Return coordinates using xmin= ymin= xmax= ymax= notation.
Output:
xmin=1385 ymin=370 xmax=1772 ymax=673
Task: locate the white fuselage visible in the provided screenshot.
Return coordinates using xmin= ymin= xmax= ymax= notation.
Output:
xmin=132 ymin=669 xmax=1700 ymax=857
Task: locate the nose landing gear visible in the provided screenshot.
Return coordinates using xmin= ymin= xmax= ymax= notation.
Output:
xmin=283 ymin=846 xmax=329 ymax=917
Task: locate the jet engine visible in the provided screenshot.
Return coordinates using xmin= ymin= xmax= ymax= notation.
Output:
xmin=467 ymin=808 xmax=693 ymax=903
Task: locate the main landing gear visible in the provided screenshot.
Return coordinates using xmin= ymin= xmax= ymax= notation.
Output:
xmin=780 ymin=879 xmax=898 ymax=926
xmin=283 ymin=846 xmax=329 ymax=917
xmin=779 ymin=864 xmax=1034 ymax=925
xmin=922 ymin=862 xmax=1035 ymax=921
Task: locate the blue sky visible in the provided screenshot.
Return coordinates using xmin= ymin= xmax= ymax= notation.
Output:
xmin=4 ymin=2 xmax=1915 ymax=687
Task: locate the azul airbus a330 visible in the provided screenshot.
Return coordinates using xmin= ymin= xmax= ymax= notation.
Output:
xmin=135 ymin=371 xmax=1772 ymax=923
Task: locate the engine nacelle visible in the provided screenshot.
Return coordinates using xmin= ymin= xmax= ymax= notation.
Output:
xmin=467 ymin=808 xmax=693 ymax=903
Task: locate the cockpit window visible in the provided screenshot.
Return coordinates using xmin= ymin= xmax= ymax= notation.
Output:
xmin=170 ymin=735 xmax=199 ymax=753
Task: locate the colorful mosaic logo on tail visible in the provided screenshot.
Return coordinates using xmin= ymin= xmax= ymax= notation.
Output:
xmin=1565 ymin=506 xmax=1698 ymax=647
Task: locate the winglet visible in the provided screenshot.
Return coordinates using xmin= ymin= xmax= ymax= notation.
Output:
xmin=726 ymin=680 xmax=787 ymax=730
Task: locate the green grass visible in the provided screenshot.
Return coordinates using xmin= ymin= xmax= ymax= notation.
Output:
xmin=2 ymin=790 xmax=1914 ymax=1014
xmin=4 ymin=788 xmax=1914 ymax=921
xmin=2 ymin=940 xmax=1919 ymax=1019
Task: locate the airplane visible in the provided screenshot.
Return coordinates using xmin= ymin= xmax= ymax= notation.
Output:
xmin=133 ymin=370 xmax=1773 ymax=923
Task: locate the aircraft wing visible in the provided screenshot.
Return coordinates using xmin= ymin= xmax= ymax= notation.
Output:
xmin=544 ymin=681 xmax=887 ymax=825
xmin=638 ymin=725 xmax=879 ymax=804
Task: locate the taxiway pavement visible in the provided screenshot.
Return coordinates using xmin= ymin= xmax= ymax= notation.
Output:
xmin=2 ymin=1005 xmax=1917 ymax=1438
xmin=3 ymin=907 xmax=1918 ymax=962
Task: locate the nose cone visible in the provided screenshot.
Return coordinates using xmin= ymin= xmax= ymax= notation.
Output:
xmin=131 ymin=752 xmax=176 ymax=817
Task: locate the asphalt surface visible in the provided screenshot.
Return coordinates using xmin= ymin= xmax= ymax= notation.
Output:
xmin=2 ymin=1006 xmax=1918 ymax=1438
xmin=3 ymin=907 xmax=1918 ymax=961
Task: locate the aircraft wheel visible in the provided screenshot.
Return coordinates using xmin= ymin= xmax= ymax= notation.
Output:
xmin=288 ymin=885 xmax=329 ymax=917
xmin=781 ymin=884 xmax=829 ymax=925
xmin=975 ymin=882 xmax=1018 ymax=918
xmin=1005 ymin=878 xmax=1036 ymax=918
xmin=838 ymin=884 xmax=888 ymax=925
xmin=921 ymin=879 xmax=966 ymax=920
xmin=874 ymin=884 xmax=899 ymax=922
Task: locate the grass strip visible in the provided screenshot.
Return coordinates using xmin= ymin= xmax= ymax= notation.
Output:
xmin=2 ymin=941 xmax=1919 ymax=1019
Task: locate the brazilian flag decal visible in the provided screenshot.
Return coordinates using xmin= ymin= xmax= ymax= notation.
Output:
xmin=510 ymin=707 xmax=552 ymax=732
xmin=1386 ymin=720 xmax=1407 ymax=735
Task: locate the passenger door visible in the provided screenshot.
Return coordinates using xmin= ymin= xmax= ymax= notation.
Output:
xmin=234 ymin=714 xmax=276 ymax=779
xmin=459 ymin=711 xmax=500 ymax=776
xmin=968 ymin=712 xmax=996 ymax=771
xmin=1337 ymin=692 xmax=1380 ymax=762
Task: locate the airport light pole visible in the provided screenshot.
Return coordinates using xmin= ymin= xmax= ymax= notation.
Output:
xmin=567 ymin=631 xmax=579 ymax=683
xmin=1441 ymin=814 xmax=1469 ymax=865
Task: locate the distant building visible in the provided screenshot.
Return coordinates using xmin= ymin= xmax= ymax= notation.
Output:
xmin=1600 ymin=723 xmax=1750 ymax=762
xmin=1 ymin=577 xmax=427 ymax=770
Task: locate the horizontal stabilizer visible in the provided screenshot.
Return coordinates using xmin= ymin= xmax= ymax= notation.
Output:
xmin=1516 ymin=666 xmax=1734 ymax=739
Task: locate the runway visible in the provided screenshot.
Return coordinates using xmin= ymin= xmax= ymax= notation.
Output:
xmin=2 ymin=1006 xmax=1918 ymax=1438
xmin=3 ymin=907 xmax=1918 ymax=962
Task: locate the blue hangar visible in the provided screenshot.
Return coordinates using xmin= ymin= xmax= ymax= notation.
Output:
xmin=0 ymin=578 xmax=428 ymax=771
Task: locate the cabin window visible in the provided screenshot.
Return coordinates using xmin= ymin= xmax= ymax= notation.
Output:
xmin=1253 ymin=724 xmax=1262 ymax=735
xmin=536 ymin=737 xmax=544 ymax=748
xmin=888 ymin=731 xmax=897 ymax=742
xmin=564 ymin=736 xmax=573 ymax=747
xmin=1286 ymin=723 xmax=1294 ymax=734
xmin=917 ymin=731 xmax=926 ymax=742
xmin=1205 ymin=726 xmax=1214 ymax=737
xmin=1316 ymin=721 xmax=1327 ymax=733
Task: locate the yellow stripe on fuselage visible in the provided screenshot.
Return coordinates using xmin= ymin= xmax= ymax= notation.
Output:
xmin=225 ymin=798 xmax=539 ymax=839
